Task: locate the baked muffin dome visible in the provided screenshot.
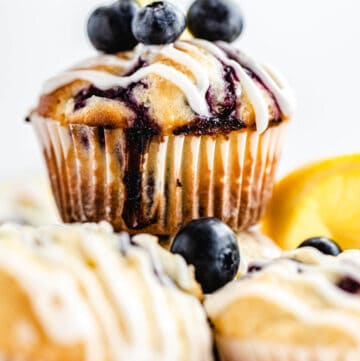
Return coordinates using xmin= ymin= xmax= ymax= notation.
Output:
xmin=33 ymin=39 xmax=295 ymax=134
xmin=0 ymin=222 xmax=213 ymax=361
xmin=206 ymin=247 xmax=360 ymax=361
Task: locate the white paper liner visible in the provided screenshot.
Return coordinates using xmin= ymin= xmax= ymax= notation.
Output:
xmin=33 ymin=115 xmax=287 ymax=234
xmin=216 ymin=336 xmax=360 ymax=361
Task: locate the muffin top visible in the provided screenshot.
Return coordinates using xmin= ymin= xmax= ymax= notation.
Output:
xmin=32 ymin=39 xmax=295 ymax=135
xmin=206 ymin=247 xmax=360 ymax=349
xmin=0 ymin=222 xmax=212 ymax=361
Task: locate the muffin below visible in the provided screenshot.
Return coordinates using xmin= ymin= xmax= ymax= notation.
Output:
xmin=206 ymin=247 xmax=360 ymax=361
xmin=0 ymin=222 xmax=212 ymax=361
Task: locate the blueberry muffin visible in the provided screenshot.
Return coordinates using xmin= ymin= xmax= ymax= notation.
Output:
xmin=29 ymin=0 xmax=295 ymax=234
xmin=0 ymin=222 xmax=213 ymax=361
xmin=205 ymin=242 xmax=360 ymax=361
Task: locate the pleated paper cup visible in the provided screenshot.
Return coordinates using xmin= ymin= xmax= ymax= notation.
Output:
xmin=216 ymin=337 xmax=360 ymax=361
xmin=32 ymin=114 xmax=287 ymax=235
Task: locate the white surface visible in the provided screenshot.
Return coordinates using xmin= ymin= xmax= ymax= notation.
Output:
xmin=1 ymin=0 xmax=359 ymax=179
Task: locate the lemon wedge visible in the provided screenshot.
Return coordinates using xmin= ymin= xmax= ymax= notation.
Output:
xmin=262 ymin=154 xmax=360 ymax=250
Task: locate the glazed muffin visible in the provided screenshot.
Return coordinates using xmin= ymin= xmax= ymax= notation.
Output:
xmin=0 ymin=222 xmax=213 ymax=361
xmin=0 ymin=176 xmax=59 ymax=226
xmin=29 ymin=1 xmax=295 ymax=235
xmin=206 ymin=246 xmax=360 ymax=361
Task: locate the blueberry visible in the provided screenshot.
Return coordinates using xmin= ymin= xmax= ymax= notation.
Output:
xmin=170 ymin=218 xmax=240 ymax=293
xmin=337 ymin=277 xmax=360 ymax=294
xmin=187 ymin=0 xmax=244 ymax=42
xmin=87 ymin=0 xmax=140 ymax=53
xmin=132 ymin=1 xmax=186 ymax=45
xmin=247 ymin=264 xmax=263 ymax=274
xmin=298 ymin=237 xmax=342 ymax=256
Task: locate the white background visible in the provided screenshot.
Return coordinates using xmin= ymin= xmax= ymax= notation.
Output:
xmin=0 ymin=0 xmax=359 ymax=179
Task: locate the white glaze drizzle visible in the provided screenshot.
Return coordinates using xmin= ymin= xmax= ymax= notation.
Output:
xmin=80 ymin=231 xmax=162 ymax=360
xmin=176 ymin=40 xmax=208 ymax=57
xmin=206 ymin=283 xmax=360 ymax=340
xmin=0 ymin=223 xmax=212 ymax=361
xmin=160 ymin=44 xmax=210 ymax=95
xmin=129 ymin=248 xmax=181 ymax=360
xmin=189 ymin=39 xmax=270 ymax=133
xmin=42 ymin=39 xmax=295 ymax=133
xmin=41 ymin=242 xmax=126 ymax=360
xmin=217 ymin=41 xmax=296 ymax=118
xmin=43 ymin=63 xmax=211 ymax=117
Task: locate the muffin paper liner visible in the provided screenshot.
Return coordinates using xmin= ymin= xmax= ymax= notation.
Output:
xmin=216 ymin=337 xmax=360 ymax=361
xmin=33 ymin=115 xmax=287 ymax=235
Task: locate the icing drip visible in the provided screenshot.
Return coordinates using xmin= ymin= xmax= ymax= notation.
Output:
xmin=190 ymin=39 xmax=270 ymax=133
xmin=217 ymin=41 xmax=296 ymax=118
xmin=160 ymin=44 xmax=210 ymax=95
xmin=43 ymin=63 xmax=210 ymax=116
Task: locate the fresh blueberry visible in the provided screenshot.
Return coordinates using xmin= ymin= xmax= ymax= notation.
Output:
xmin=187 ymin=0 xmax=244 ymax=42
xmin=298 ymin=237 xmax=342 ymax=256
xmin=87 ymin=0 xmax=140 ymax=53
xmin=170 ymin=218 xmax=240 ymax=293
xmin=132 ymin=1 xmax=186 ymax=45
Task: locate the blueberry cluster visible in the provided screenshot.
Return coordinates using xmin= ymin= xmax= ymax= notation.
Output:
xmin=87 ymin=0 xmax=245 ymax=54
